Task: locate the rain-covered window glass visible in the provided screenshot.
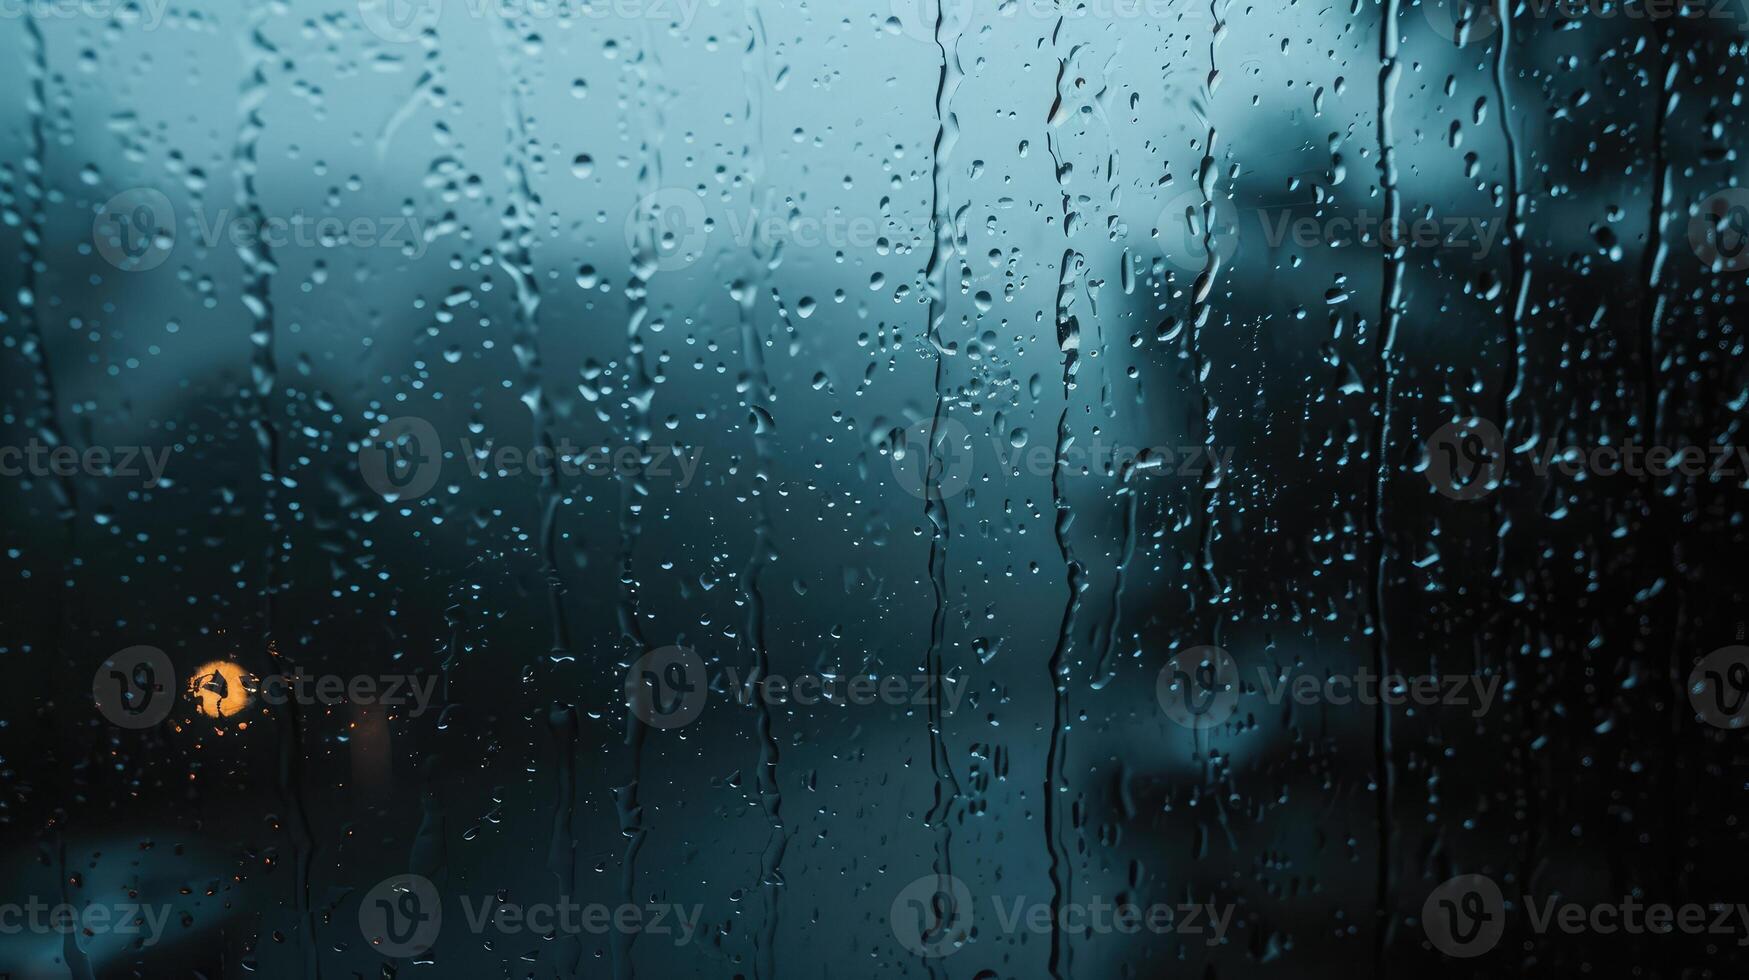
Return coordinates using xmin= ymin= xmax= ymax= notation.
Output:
xmin=3 ymin=0 xmax=1748 ymax=975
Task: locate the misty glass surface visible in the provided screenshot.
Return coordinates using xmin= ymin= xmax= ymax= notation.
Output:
xmin=2 ymin=0 xmax=1748 ymax=975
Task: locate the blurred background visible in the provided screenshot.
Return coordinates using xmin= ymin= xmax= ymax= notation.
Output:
xmin=3 ymin=0 xmax=1749 ymax=974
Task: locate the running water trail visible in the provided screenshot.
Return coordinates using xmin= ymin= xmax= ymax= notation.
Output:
xmin=921 ymin=3 xmax=966 ymax=962
xmin=738 ymin=6 xmax=786 ymax=974
xmin=1187 ymin=0 xmax=1226 ymax=616
xmin=613 ymin=26 xmax=667 ymax=980
xmin=1490 ymin=0 xmax=1527 ymax=580
xmin=1637 ymin=37 xmax=1673 ymax=450
xmin=493 ymin=20 xmax=570 ymax=663
xmin=18 ymin=13 xmax=76 ymax=533
xmin=235 ymin=8 xmax=317 ymax=976
xmin=547 ymin=704 xmax=582 ymax=978
xmin=1371 ymin=0 xmax=1402 ymax=965
xmin=1043 ymin=12 xmax=1086 ymax=979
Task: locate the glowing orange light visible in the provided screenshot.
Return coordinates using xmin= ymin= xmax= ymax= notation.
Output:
xmin=188 ymin=660 xmax=253 ymax=719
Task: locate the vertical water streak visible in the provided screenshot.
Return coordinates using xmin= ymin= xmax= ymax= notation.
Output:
xmin=921 ymin=4 xmax=966 ymax=958
xmin=235 ymin=10 xmax=317 ymax=977
xmin=58 ymin=838 xmax=96 ymax=980
xmin=1369 ymin=0 xmax=1403 ymax=966
xmin=1091 ymin=462 xmax=1136 ymax=689
xmin=18 ymin=14 xmax=76 ymax=532
xmin=547 ymin=704 xmax=582 ymax=978
xmin=1638 ymin=41 xmax=1673 ymax=449
xmin=1042 ymin=13 xmax=1084 ymax=978
xmin=493 ymin=21 xmax=569 ymax=662
xmin=1491 ymin=0 xmax=1526 ymax=450
xmin=1188 ymin=0 xmax=1226 ymax=612
xmin=613 ymin=26 xmax=667 ymax=980
xmin=738 ymin=7 xmax=786 ymax=974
